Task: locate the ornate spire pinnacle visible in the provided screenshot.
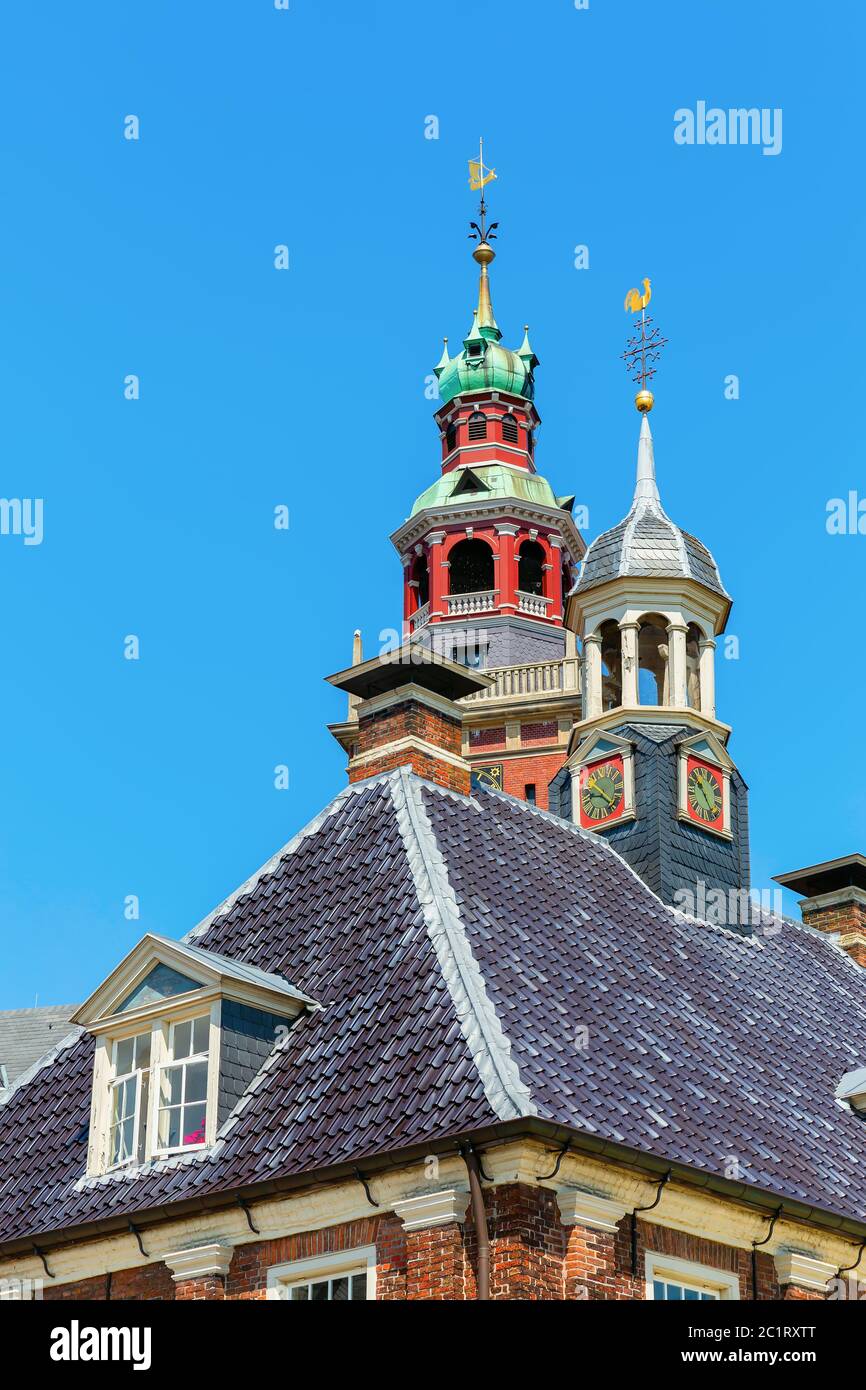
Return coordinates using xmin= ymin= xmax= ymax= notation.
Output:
xmin=621 ymin=277 xmax=668 ymax=414
xmin=467 ymin=138 xmax=501 ymax=343
xmin=434 ymin=337 xmax=451 ymax=379
xmin=633 ymin=412 xmax=661 ymax=506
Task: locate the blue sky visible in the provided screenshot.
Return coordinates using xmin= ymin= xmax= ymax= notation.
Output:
xmin=1 ymin=0 xmax=864 ymax=1006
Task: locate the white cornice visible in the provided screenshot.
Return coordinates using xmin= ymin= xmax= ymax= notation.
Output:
xmin=392 ymin=501 xmax=585 ymax=561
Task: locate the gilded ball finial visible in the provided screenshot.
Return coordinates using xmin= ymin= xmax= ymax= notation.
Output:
xmin=472 ymin=241 xmax=495 ymax=267
xmin=635 ymin=389 xmax=654 ymax=413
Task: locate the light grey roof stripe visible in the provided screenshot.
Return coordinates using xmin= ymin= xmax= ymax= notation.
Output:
xmin=390 ymin=766 xmax=535 ymax=1122
xmin=0 ymin=1027 xmax=83 ymax=1108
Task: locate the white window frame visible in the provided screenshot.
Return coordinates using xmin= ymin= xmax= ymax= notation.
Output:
xmin=152 ymin=1013 xmax=213 ymax=1158
xmin=266 ymin=1246 xmax=377 ymax=1302
xmin=645 ymin=1250 xmax=739 ymax=1301
xmin=106 ymin=1031 xmax=151 ymax=1171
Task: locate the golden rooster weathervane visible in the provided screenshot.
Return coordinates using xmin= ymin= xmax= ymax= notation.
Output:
xmin=621 ymin=276 xmax=667 ymax=413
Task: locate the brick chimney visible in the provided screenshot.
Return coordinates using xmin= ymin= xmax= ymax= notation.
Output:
xmin=327 ymin=643 xmax=492 ymax=795
xmin=774 ymin=855 xmax=866 ymax=966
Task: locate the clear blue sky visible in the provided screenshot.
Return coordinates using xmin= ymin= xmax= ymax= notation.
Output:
xmin=1 ymin=0 xmax=864 ymax=1007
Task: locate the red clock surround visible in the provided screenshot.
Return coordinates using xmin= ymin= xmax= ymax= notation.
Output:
xmin=578 ymin=755 xmax=626 ymax=829
xmin=684 ymin=755 xmax=725 ymax=832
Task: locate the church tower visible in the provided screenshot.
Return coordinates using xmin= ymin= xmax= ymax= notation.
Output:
xmin=550 ymin=302 xmax=750 ymax=909
xmin=384 ymin=161 xmax=585 ymax=806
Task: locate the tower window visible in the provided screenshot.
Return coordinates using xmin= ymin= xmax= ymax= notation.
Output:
xmin=448 ymin=538 xmax=495 ymax=594
xmin=518 ymin=540 xmax=545 ymax=596
xmin=445 ymin=423 xmax=458 ymax=454
xmin=525 ymin=428 xmax=534 ymax=456
xmin=502 ymin=413 xmax=519 ymax=444
xmin=468 ymin=411 xmax=487 ymax=441
xmin=525 ymin=784 xmax=537 ymax=805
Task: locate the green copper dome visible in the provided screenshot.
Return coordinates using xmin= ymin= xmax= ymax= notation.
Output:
xmin=409 ymin=462 xmax=562 ymax=518
xmin=434 ymin=243 xmax=538 ymax=406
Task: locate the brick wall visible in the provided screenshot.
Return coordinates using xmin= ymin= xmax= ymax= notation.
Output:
xmin=33 ymin=1185 xmax=828 ymax=1301
xmin=501 ymin=752 xmax=567 ymax=810
xmin=350 ymin=699 xmax=470 ymax=794
xmin=802 ymin=899 xmax=866 ymax=966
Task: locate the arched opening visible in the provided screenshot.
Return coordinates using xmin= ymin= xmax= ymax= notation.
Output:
xmin=410 ymin=555 xmax=429 ymax=610
xmin=502 ymin=413 xmax=519 ymax=444
xmin=686 ymin=622 xmax=703 ymax=710
xmin=561 ymin=559 xmax=574 ymax=599
xmin=637 ymin=614 xmax=669 ymax=705
xmin=518 ymin=540 xmax=545 ymax=596
xmin=468 ymin=411 xmax=487 ymax=442
xmin=445 ymin=422 xmax=458 ymax=455
xmin=448 ymin=538 xmax=494 ymax=595
xmin=599 ymin=619 xmax=622 ymax=709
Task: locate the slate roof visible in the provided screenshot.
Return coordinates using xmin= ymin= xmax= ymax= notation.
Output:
xmin=0 ymin=1007 xmax=81 ymax=1095
xmin=576 ymin=415 xmax=728 ymax=598
xmin=2 ymin=768 xmax=866 ymax=1249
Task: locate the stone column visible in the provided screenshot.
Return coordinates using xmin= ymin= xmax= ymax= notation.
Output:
xmin=583 ymin=632 xmax=603 ymax=720
xmin=667 ymin=622 xmax=688 ymax=708
xmin=619 ymin=620 xmax=640 ymax=707
xmin=557 ymin=1190 xmax=630 ymax=1300
xmin=393 ymin=1189 xmax=470 ymax=1301
xmin=699 ymin=637 xmax=717 ymax=718
xmin=495 ymin=524 xmax=519 ymax=615
xmin=426 ymin=531 xmax=447 ymax=622
xmin=163 ymin=1241 xmax=234 ymax=1301
xmin=548 ymin=535 xmax=564 ymax=622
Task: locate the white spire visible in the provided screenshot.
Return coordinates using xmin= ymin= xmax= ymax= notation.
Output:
xmin=633 ymin=412 xmax=660 ymax=506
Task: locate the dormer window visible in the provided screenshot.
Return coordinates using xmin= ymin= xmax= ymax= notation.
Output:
xmin=73 ymin=933 xmax=316 ymax=1177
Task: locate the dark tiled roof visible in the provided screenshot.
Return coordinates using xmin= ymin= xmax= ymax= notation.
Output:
xmin=0 ymin=1007 xmax=81 ymax=1093
xmin=2 ymin=769 xmax=866 ymax=1248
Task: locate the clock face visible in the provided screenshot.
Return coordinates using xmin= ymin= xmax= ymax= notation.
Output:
xmin=685 ymin=758 xmax=724 ymax=828
xmin=579 ymin=756 xmax=625 ymax=827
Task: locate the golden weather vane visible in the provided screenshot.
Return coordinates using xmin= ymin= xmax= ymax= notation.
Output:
xmin=468 ymin=137 xmax=498 ymax=246
xmin=621 ymin=276 xmax=668 ymax=413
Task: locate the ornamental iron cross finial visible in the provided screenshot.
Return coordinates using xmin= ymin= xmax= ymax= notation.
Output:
xmin=621 ymin=277 xmax=668 ymax=411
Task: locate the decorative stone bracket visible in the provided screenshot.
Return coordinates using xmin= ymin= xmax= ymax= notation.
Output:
xmin=393 ymin=1189 xmax=470 ymax=1231
xmin=773 ymin=1251 xmax=836 ymax=1294
xmin=556 ymin=1188 xmax=629 ymax=1234
xmin=163 ymin=1241 xmax=235 ymax=1283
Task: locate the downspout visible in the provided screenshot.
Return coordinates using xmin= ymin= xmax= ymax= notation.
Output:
xmin=463 ymin=1146 xmax=490 ymax=1301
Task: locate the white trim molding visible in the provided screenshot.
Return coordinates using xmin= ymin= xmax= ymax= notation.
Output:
xmin=645 ymin=1250 xmax=740 ymax=1300
xmin=266 ymin=1245 xmax=377 ymax=1301
xmin=773 ymin=1251 xmax=836 ymax=1293
xmin=392 ymin=1188 xmax=470 ymax=1232
xmin=556 ymin=1189 xmax=628 ymax=1234
xmin=163 ymin=1241 xmax=234 ymax=1283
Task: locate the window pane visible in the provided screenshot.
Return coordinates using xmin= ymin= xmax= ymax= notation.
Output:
xmin=160 ymin=1064 xmax=183 ymax=1107
xmin=173 ymin=1021 xmax=192 ymax=1060
xmin=666 ymin=1283 xmax=682 ymax=1300
xmin=331 ymin=1277 xmax=349 ymax=1302
xmin=181 ymin=1102 xmax=207 ymax=1145
xmin=350 ymin=1274 xmax=367 ymax=1301
xmin=290 ymin=1285 xmax=309 ymax=1301
xmin=684 ymin=1288 xmax=699 ymax=1300
xmin=185 ymin=1061 xmax=208 ymax=1103
xmin=115 ymin=1038 xmax=135 ymax=1074
xmin=134 ymin=1032 xmax=151 ymax=1068
xmin=193 ymin=1015 xmax=210 ymax=1054
xmin=117 ymin=964 xmax=201 ymax=1013
xmin=310 ymin=1280 xmax=329 ymax=1301
xmin=653 ymin=1279 xmax=665 ymax=1300
xmin=137 ymin=1074 xmax=149 ymax=1163
xmin=158 ymin=1106 xmax=181 ymax=1150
